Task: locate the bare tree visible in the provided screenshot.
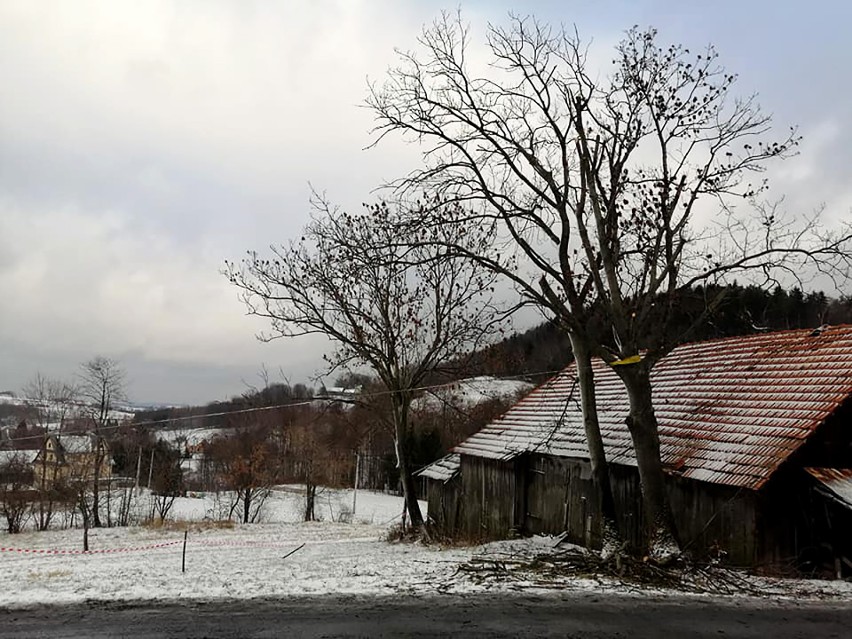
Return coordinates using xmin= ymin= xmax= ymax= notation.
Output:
xmin=367 ymin=15 xmax=852 ymax=554
xmin=23 ymin=374 xmax=79 ymax=530
xmin=208 ymin=427 xmax=276 ymax=524
xmin=149 ymin=442 xmax=184 ymax=523
xmin=23 ymin=373 xmax=79 ymax=434
xmin=0 ymin=452 xmax=33 ymax=533
xmin=57 ymin=436 xmax=105 ymax=551
xmin=78 ymin=357 xmax=126 ymax=527
xmin=226 ymin=197 xmax=504 ymax=529
xmin=280 ymin=408 xmax=352 ymax=522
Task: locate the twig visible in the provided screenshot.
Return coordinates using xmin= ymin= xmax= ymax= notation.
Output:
xmin=281 ymin=543 xmax=306 ymax=560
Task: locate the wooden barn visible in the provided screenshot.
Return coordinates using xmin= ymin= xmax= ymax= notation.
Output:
xmin=418 ymin=325 xmax=852 ymax=570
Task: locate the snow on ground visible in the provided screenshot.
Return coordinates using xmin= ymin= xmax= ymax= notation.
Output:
xmin=0 ymin=489 xmax=463 ymax=609
xmin=154 ymin=426 xmax=224 ymax=449
xmin=417 ymin=376 xmax=534 ymax=410
xmin=168 ymin=485 xmax=411 ymax=526
xmin=2 ymin=488 xmax=852 ymax=608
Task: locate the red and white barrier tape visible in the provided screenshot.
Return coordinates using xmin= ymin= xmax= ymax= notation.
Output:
xmin=195 ymin=539 xmax=304 ymax=549
xmin=0 ymin=541 xmax=183 ymax=555
xmin=1 ymin=535 xmax=377 ymax=556
xmin=194 ymin=536 xmax=376 ymax=548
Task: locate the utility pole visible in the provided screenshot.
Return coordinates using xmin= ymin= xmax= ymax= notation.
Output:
xmin=135 ymin=446 xmax=143 ymax=493
xmin=147 ymin=448 xmax=155 ymax=490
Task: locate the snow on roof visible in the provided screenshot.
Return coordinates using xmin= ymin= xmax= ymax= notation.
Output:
xmin=56 ymin=435 xmax=97 ymax=454
xmin=453 ymin=325 xmax=852 ymax=491
xmin=416 ymin=453 xmax=460 ymax=483
xmin=0 ymin=449 xmax=37 ymax=466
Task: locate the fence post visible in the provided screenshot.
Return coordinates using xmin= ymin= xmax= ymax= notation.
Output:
xmin=352 ymin=452 xmax=360 ymax=518
xmin=182 ymin=530 xmax=188 ymax=573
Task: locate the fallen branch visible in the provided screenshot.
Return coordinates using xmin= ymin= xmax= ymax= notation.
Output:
xmin=452 ymin=547 xmax=779 ymax=596
xmin=281 ymin=543 xmax=306 ymax=560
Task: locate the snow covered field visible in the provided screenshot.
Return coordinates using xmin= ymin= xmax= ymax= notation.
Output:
xmin=2 ymin=487 xmax=851 ymax=609
xmin=0 ymin=488 xmax=469 ymax=608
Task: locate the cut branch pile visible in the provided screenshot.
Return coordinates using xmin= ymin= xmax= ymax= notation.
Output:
xmin=453 ymin=547 xmax=776 ymax=596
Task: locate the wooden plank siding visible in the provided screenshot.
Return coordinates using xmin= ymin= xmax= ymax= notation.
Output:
xmin=522 ymin=456 xmax=646 ymax=552
xmin=429 ymin=452 xmax=762 ymax=564
xmin=425 ymin=475 xmax=462 ymax=534
xmin=666 ymin=475 xmax=757 ymax=565
xmin=524 ymin=455 xmax=600 ymax=547
xmin=458 ymin=456 xmax=523 ymax=539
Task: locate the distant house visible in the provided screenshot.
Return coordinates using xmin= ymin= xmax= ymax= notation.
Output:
xmin=0 ymin=449 xmax=36 ymax=486
xmin=31 ymin=434 xmax=111 ymax=487
xmin=418 ymin=325 xmax=852 ymax=569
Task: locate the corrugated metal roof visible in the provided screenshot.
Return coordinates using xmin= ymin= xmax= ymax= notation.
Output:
xmin=805 ymin=467 xmax=852 ymax=509
xmin=453 ymin=325 xmax=852 ymax=490
xmin=416 ymin=453 xmax=460 ymax=483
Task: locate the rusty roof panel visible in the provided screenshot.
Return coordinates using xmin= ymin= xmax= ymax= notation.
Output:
xmin=453 ymin=325 xmax=852 ymax=490
xmin=806 ymin=467 xmax=852 ymax=509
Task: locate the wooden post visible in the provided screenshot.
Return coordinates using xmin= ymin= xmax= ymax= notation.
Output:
xmin=352 ymin=451 xmax=360 ymax=518
xmin=182 ymin=530 xmax=188 ymax=573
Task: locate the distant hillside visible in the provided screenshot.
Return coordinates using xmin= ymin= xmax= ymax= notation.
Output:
xmin=467 ymin=284 xmax=852 ymax=379
xmin=131 ymin=283 xmax=852 ymax=423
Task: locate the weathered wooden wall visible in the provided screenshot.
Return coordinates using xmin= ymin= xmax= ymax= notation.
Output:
xmin=425 ymin=475 xmax=461 ymax=533
xmin=457 ymin=456 xmax=522 ymax=539
xmin=524 ymin=455 xmax=599 ymax=546
xmin=523 ymin=456 xmax=646 ymax=551
xmin=667 ymin=475 xmax=757 ymax=565
xmin=426 ymin=451 xmax=852 ymax=567
xmin=430 ymin=452 xmax=762 ymax=563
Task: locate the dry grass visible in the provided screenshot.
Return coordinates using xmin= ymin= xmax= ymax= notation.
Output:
xmin=27 ymin=569 xmax=71 ymax=581
xmin=141 ymin=518 xmax=235 ymax=532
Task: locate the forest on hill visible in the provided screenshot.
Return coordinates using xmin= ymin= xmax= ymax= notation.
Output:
xmin=471 ymin=284 xmax=852 ymax=378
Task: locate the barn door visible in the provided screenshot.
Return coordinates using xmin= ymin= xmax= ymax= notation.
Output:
xmin=524 ymin=455 xmax=549 ymax=535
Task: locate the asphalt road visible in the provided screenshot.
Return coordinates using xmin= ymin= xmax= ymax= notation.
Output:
xmin=2 ymin=592 xmax=851 ymax=638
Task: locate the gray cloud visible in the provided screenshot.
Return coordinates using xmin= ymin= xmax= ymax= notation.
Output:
xmin=1 ymin=0 xmax=850 ymax=404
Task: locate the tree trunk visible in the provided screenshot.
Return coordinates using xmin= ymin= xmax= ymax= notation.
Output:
xmin=391 ymin=395 xmax=424 ymax=528
xmin=570 ymin=335 xmax=621 ymax=555
xmin=243 ymin=490 xmax=251 ymax=524
xmin=616 ymin=363 xmax=679 ymax=558
xmin=106 ymin=472 xmax=112 ymax=528
xmin=80 ymin=499 xmax=90 ymax=552
xmin=396 ymin=445 xmax=423 ymax=527
xmin=92 ymin=444 xmax=102 ymax=528
xmin=304 ymin=480 xmax=316 ymax=521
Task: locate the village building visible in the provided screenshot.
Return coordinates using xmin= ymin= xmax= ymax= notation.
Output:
xmin=0 ymin=449 xmax=37 ymax=485
xmin=418 ymin=325 xmax=852 ymax=570
xmin=31 ymin=434 xmax=112 ymax=487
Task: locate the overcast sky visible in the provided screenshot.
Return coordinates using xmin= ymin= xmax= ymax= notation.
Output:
xmin=1 ymin=1 xmax=850 ymax=405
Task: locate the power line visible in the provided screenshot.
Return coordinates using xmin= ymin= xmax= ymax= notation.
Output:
xmin=2 ymin=369 xmax=563 ymax=444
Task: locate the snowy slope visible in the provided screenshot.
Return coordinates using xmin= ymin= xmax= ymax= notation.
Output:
xmin=418 ymin=376 xmax=534 ymax=410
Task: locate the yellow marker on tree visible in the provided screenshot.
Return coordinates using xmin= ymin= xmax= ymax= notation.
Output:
xmin=610 ymin=354 xmax=642 ymax=366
